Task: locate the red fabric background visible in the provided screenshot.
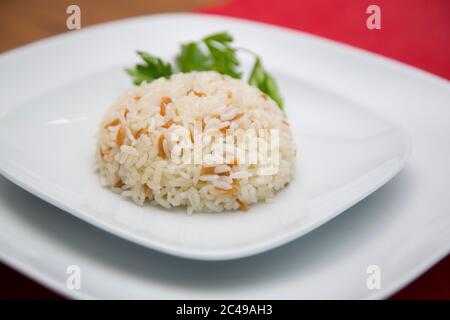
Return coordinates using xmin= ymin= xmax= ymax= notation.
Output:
xmin=200 ymin=0 xmax=450 ymax=79
xmin=199 ymin=0 xmax=450 ymax=299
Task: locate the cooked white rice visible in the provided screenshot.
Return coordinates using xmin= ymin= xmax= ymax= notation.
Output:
xmin=96 ymin=71 xmax=296 ymax=213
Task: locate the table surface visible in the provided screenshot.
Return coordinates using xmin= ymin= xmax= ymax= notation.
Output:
xmin=0 ymin=0 xmax=448 ymax=300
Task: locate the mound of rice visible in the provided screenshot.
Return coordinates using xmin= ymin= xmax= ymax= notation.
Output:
xmin=96 ymin=71 xmax=296 ymax=213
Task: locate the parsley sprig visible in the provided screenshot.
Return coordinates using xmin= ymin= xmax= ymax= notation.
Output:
xmin=176 ymin=32 xmax=241 ymax=79
xmin=126 ymin=32 xmax=284 ymax=110
xmin=125 ymin=51 xmax=172 ymax=85
xmin=248 ymin=57 xmax=283 ymax=109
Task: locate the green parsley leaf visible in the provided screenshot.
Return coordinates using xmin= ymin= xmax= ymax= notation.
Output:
xmin=248 ymin=57 xmax=284 ymax=110
xmin=176 ymin=32 xmax=241 ymax=79
xmin=203 ymin=32 xmax=234 ymax=43
xmin=126 ymin=51 xmax=173 ymax=85
xmin=176 ymin=43 xmax=212 ymax=72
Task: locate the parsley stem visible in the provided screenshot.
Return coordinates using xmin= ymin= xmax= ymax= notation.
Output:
xmin=235 ymin=47 xmax=259 ymax=58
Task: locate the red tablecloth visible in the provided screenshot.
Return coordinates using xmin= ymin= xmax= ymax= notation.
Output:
xmin=200 ymin=0 xmax=450 ymax=79
xmin=198 ymin=0 xmax=450 ymax=299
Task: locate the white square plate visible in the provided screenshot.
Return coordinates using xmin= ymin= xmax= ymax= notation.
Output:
xmin=0 ymin=16 xmax=409 ymax=260
xmin=0 ymin=14 xmax=449 ymax=298
xmin=0 ymin=68 xmax=410 ymax=260
xmin=0 ymin=15 xmax=410 ymax=261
